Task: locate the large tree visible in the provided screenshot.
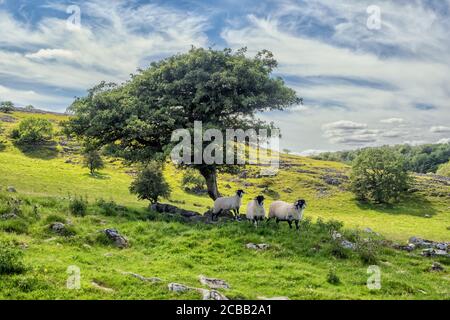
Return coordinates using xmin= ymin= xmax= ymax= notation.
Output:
xmin=66 ymin=47 xmax=300 ymax=199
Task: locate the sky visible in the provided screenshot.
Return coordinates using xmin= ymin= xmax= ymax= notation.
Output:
xmin=0 ymin=0 xmax=449 ymax=154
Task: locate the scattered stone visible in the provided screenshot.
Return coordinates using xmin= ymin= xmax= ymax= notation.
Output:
xmin=199 ymin=275 xmax=230 ymax=289
xmin=421 ymin=248 xmax=450 ymax=258
xmin=0 ymin=213 xmax=18 ymax=220
xmin=168 ymin=283 xmax=190 ymax=293
xmin=246 ymin=243 xmax=270 ymax=250
xmin=202 ymin=289 xmax=229 ymax=300
xmin=243 ymin=182 xmax=254 ymax=187
xmin=122 ymin=272 xmax=162 ymax=283
xmin=258 ymin=296 xmax=290 ymax=300
xmin=7 ymin=186 xmax=17 ymax=193
xmin=82 ymin=244 xmax=92 ymax=250
xmin=44 ymin=237 xmax=57 ymax=242
xmin=104 ymin=229 xmax=129 ymax=248
xmin=91 ymin=281 xmax=114 ymax=292
xmin=341 ymin=240 xmax=356 ymax=250
xmin=323 ymin=176 xmax=342 ymax=186
xmin=393 ymin=243 xmax=416 ymax=252
xmin=150 ymin=203 xmax=201 ymax=219
xmin=331 ymin=231 xmax=343 ymax=240
xmin=103 ymin=252 xmax=113 ymax=257
xmin=224 ymin=184 xmax=232 ymax=189
xmin=424 ymin=214 xmax=431 ymax=218
xmin=0 ymin=115 xmax=16 ymax=123
xmin=430 ymin=262 xmax=444 ymax=272
xmin=283 ymin=187 xmax=293 ymax=193
xmin=408 ymin=237 xmax=449 ymax=251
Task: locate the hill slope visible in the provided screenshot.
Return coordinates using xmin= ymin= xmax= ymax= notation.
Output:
xmin=0 ymin=111 xmax=449 ymax=300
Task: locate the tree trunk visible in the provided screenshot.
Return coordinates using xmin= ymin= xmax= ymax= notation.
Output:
xmin=199 ymin=166 xmax=221 ymax=200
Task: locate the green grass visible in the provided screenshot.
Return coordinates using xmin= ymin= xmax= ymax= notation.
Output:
xmin=0 ymin=111 xmax=449 ymax=300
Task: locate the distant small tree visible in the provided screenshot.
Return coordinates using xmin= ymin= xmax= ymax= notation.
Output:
xmin=130 ymin=162 xmax=171 ymax=204
xmin=24 ymin=105 xmax=35 ymax=112
xmin=283 ymin=148 xmax=291 ymax=155
xmin=83 ymin=150 xmax=105 ymax=175
xmin=351 ymin=148 xmax=411 ymax=204
xmin=11 ymin=117 xmax=53 ymax=145
xmin=0 ymin=101 xmax=14 ymax=113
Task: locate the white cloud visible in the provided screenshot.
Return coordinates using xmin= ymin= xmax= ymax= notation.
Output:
xmin=222 ymin=1 xmax=450 ymax=151
xmin=380 ymin=118 xmax=405 ymax=124
xmin=430 ymin=126 xmax=450 ymax=133
xmin=0 ymin=0 xmax=209 ymax=108
xmin=322 ymin=120 xmax=367 ymax=130
xmin=25 ymin=49 xmax=76 ymax=61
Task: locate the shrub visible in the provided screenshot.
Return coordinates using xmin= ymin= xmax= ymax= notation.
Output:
xmin=69 ymin=196 xmax=88 ymax=216
xmin=0 ymin=101 xmax=14 ymax=113
xmin=130 ymin=162 xmax=171 ymax=204
xmin=351 ymin=147 xmax=411 ymax=204
xmin=11 ymin=117 xmax=53 ymax=145
xmin=326 ymin=269 xmax=341 ymax=285
xmin=95 ymin=199 xmax=126 ymax=216
xmin=356 ymin=241 xmax=379 ymax=265
xmin=44 ymin=214 xmax=67 ymax=224
xmin=182 ymin=169 xmax=206 ymax=192
xmin=83 ymin=150 xmax=105 ymax=175
xmin=0 ymin=241 xmax=25 ymax=274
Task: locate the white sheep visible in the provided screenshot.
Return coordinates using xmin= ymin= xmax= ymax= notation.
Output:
xmin=246 ymin=195 xmax=266 ymax=227
xmin=213 ymin=190 xmax=244 ymax=221
xmin=267 ymin=199 xmax=307 ymax=230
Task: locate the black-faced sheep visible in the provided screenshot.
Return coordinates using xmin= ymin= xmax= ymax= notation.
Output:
xmin=267 ymin=199 xmax=307 ymax=230
xmin=213 ymin=189 xmax=244 ymax=221
xmin=246 ymin=195 xmax=266 ymax=227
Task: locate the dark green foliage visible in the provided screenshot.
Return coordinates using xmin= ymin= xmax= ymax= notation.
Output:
xmin=0 ymin=101 xmax=14 ymax=113
xmin=327 ymin=269 xmax=341 ymax=285
xmin=69 ymin=196 xmax=87 ymax=216
xmin=0 ymin=241 xmax=25 ymax=275
xmin=351 ymin=148 xmax=411 ymax=204
xmin=66 ymin=47 xmax=300 ymax=200
xmin=182 ymin=169 xmax=206 ymax=192
xmin=130 ymin=162 xmax=171 ymax=204
xmin=356 ymin=241 xmax=379 ymax=265
xmin=44 ymin=214 xmax=67 ymax=224
xmin=315 ymin=143 xmax=450 ymax=174
xmin=11 ymin=117 xmax=53 ymax=145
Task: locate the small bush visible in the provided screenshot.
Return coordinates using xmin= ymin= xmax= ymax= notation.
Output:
xmin=130 ymin=162 xmax=171 ymax=204
xmin=83 ymin=149 xmax=105 ymax=175
xmin=69 ymin=196 xmax=88 ymax=216
xmin=0 ymin=101 xmax=14 ymax=113
xmin=326 ymin=269 xmax=341 ymax=285
xmin=356 ymin=241 xmax=379 ymax=265
xmin=11 ymin=117 xmax=54 ymax=145
xmin=0 ymin=241 xmax=26 ymax=275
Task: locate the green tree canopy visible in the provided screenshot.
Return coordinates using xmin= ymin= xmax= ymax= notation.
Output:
xmin=67 ymin=47 xmax=300 ymax=199
xmin=12 ymin=117 xmax=53 ymax=145
xmin=350 ymin=148 xmax=412 ymax=204
xmin=0 ymin=101 xmax=15 ymax=113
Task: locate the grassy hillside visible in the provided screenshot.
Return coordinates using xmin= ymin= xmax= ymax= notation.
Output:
xmin=0 ymin=111 xmax=449 ymax=300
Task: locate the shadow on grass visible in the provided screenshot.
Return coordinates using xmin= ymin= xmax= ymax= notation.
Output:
xmin=0 ymin=140 xmax=5 ymax=152
xmin=14 ymin=141 xmax=58 ymax=160
xmin=356 ymin=193 xmax=438 ymax=217
xmin=84 ymin=172 xmax=111 ymax=180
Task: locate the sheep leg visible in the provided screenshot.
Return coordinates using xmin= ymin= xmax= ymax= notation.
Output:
xmin=266 ymin=217 xmax=271 ymax=224
xmin=295 ymin=220 xmax=299 ymax=230
xmin=275 ymin=218 xmax=279 ymax=224
xmin=288 ymin=221 xmax=293 ymax=229
xmin=253 ymin=218 xmax=258 ymax=228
